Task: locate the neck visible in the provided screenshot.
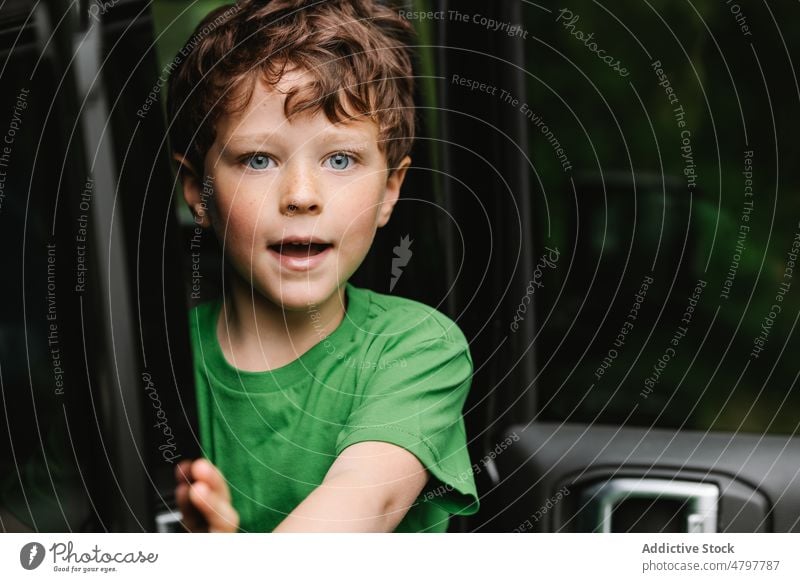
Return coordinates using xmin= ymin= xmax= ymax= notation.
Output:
xmin=217 ymin=271 xmax=346 ymax=371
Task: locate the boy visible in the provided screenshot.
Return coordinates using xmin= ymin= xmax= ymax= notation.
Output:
xmin=167 ymin=0 xmax=478 ymax=532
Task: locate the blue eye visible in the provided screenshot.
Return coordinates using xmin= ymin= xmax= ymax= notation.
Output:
xmin=327 ymin=152 xmax=353 ymax=170
xmin=245 ymin=154 xmax=272 ymax=170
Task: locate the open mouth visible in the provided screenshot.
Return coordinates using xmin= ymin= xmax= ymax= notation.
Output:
xmin=269 ymin=242 xmax=332 ymax=258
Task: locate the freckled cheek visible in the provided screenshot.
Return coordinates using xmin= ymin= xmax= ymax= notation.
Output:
xmin=337 ymin=208 xmax=380 ymax=254
xmin=215 ymin=198 xmax=269 ymax=251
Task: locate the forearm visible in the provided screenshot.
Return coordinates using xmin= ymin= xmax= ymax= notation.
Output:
xmin=273 ymin=473 xmax=408 ymax=533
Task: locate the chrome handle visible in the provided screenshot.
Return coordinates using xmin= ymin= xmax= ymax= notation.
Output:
xmin=155 ymin=509 xmax=184 ymax=533
xmin=581 ymin=478 xmax=718 ymax=533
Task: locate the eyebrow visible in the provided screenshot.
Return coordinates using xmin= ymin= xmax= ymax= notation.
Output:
xmin=226 ymin=127 xmax=374 ymax=147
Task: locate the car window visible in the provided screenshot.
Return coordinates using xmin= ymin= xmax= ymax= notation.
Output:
xmin=523 ymin=1 xmax=799 ymax=434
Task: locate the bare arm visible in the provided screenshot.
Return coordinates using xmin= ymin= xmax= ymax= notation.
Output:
xmin=273 ymin=441 xmax=428 ymax=533
xmin=177 ymin=442 xmax=428 ymax=533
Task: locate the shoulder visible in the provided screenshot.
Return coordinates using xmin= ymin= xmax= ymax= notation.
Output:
xmin=348 ymin=284 xmax=469 ymax=352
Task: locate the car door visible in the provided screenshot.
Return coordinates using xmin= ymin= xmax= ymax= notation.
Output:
xmin=419 ymin=0 xmax=800 ymax=532
xmin=0 ymin=0 xmax=198 ymax=532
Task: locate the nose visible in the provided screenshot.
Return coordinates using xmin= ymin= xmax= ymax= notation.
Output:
xmin=278 ymin=161 xmax=322 ymax=216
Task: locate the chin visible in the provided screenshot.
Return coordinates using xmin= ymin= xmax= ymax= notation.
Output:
xmin=262 ymin=279 xmax=342 ymax=312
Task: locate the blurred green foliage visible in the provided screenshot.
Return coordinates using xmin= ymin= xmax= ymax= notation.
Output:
xmin=524 ymin=1 xmax=799 ymax=433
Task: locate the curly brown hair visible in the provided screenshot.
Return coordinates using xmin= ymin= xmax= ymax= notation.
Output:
xmin=166 ymin=0 xmax=417 ymax=176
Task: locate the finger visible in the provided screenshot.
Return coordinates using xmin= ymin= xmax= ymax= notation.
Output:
xmin=176 ymin=482 xmax=194 ymax=516
xmin=189 ymin=482 xmax=238 ymax=533
xmin=175 ymin=459 xmax=194 ymax=485
xmin=175 ymin=482 xmax=205 ymax=532
xmin=191 ymin=459 xmax=231 ymax=502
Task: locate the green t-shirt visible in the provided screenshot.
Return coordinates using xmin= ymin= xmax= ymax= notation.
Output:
xmin=189 ymin=282 xmax=479 ymax=532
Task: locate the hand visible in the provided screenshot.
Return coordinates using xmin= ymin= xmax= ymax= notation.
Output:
xmin=175 ymin=458 xmax=239 ymax=533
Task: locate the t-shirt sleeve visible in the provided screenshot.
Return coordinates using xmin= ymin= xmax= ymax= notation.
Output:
xmin=335 ymin=311 xmax=479 ymax=517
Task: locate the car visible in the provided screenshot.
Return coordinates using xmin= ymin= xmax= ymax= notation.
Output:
xmin=1 ymin=0 xmax=798 ymax=535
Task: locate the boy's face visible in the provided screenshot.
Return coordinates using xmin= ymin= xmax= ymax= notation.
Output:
xmin=180 ymin=68 xmax=410 ymax=312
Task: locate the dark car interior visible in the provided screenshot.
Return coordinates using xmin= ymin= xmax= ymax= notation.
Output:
xmin=1 ymin=0 xmax=799 ymax=533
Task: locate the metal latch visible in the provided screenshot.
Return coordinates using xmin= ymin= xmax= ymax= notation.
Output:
xmin=581 ymin=478 xmax=718 ymax=533
xmin=155 ymin=509 xmax=184 ymax=533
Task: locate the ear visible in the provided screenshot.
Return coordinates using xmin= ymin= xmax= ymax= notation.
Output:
xmin=173 ymin=153 xmax=211 ymax=228
xmin=377 ymin=155 xmax=411 ymax=228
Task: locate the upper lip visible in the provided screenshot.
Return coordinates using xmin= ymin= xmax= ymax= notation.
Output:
xmin=269 ymin=236 xmax=332 ymax=247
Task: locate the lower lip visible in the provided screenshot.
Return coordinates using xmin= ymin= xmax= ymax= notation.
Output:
xmin=268 ymin=245 xmax=332 ymax=271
